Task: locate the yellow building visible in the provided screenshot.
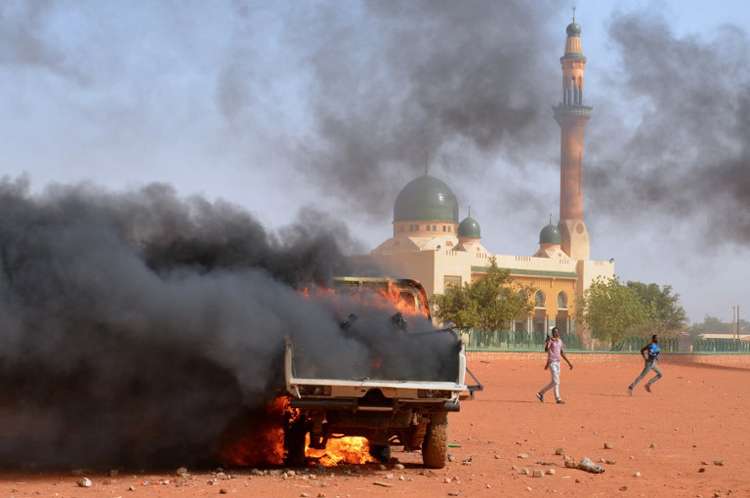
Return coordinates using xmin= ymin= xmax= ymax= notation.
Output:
xmin=367 ymin=17 xmax=614 ymax=338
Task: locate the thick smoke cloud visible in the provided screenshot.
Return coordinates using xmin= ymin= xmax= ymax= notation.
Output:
xmin=294 ymin=0 xmax=562 ymax=217
xmin=588 ymin=13 xmax=750 ymax=244
xmin=0 ymin=178 xmax=457 ymax=468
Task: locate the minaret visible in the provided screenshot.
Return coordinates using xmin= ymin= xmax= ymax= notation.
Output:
xmin=554 ymin=12 xmax=592 ymax=261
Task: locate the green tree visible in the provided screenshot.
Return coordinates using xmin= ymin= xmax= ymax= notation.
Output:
xmin=578 ymin=276 xmax=651 ymax=347
xmin=433 ymin=257 xmax=533 ymax=332
xmin=625 ymin=281 xmax=687 ymax=334
xmin=688 ymin=315 xmax=749 ymax=338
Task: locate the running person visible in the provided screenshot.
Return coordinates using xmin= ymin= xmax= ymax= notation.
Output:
xmin=536 ymin=327 xmax=573 ymax=404
xmin=628 ymin=334 xmax=663 ymax=395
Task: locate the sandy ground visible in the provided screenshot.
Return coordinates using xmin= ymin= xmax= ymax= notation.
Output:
xmin=1 ymin=354 xmax=749 ymax=497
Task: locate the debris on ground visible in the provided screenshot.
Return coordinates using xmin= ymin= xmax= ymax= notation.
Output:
xmin=577 ymin=457 xmax=605 ymax=474
xmin=373 ymin=481 xmax=393 ymax=487
xmin=554 ymin=448 xmax=565 ymax=455
xmin=604 ymin=442 xmax=613 ymax=449
xmin=77 ymin=477 xmax=93 ymax=488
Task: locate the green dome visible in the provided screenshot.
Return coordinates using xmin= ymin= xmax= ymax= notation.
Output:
xmin=539 ymin=222 xmax=561 ymax=245
xmin=394 ymin=175 xmax=458 ymax=222
xmin=566 ymin=21 xmax=581 ymax=37
xmin=458 ymin=216 xmax=481 ymax=239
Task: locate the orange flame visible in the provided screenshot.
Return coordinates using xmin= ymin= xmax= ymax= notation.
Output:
xmin=305 ymin=436 xmax=376 ymax=467
xmin=300 ymin=282 xmax=428 ymax=319
xmin=217 ymin=397 xmax=291 ymax=467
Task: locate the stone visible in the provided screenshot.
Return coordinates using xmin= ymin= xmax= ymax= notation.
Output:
xmin=385 ymin=473 xmax=394 ymax=480
xmin=619 ymin=486 xmax=628 ymax=491
xmin=564 ymin=459 xmax=578 ymax=469
xmin=554 ymin=448 xmax=565 ymax=455
xmin=317 ymin=494 xmax=326 ymax=498
xmin=603 ymin=442 xmax=613 ymax=450
xmin=77 ymin=477 xmax=93 ymax=488
xmin=699 ymin=468 xmax=706 ymax=473
xmin=605 ymin=459 xmax=616 ymax=465
xmin=128 ymin=485 xmax=136 ymax=491
xmin=494 ymin=454 xmax=501 ymax=459
xmin=444 ymin=477 xmax=452 ymax=483
xmin=517 ymin=453 xmax=529 ymax=459
xmin=546 ymin=469 xmax=556 ymax=476
xmin=526 ymin=486 xmax=533 ymax=491
xmin=577 ymin=457 xmax=605 ymax=474
xmin=447 ymin=454 xmax=456 ymax=462
xmin=219 ymin=489 xmax=228 ymax=494
xmin=713 ymin=460 xmax=724 ymax=466
xmin=532 ymin=469 xmax=544 ymax=478
xmin=649 ymin=443 xmax=656 ymax=449
xmin=520 ymin=468 xmax=530 ymax=475
xmin=448 ymin=493 xmax=460 ymax=497
xmin=300 ymin=494 xmax=310 ymax=498
xmin=633 ymin=471 xmax=641 ymax=478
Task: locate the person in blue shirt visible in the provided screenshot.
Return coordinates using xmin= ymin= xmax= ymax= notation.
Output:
xmin=628 ymin=334 xmax=663 ymax=395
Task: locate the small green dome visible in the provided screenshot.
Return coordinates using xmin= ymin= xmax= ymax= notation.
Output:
xmin=566 ymin=21 xmax=581 ymax=37
xmin=394 ymin=175 xmax=458 ymax=223
xmin=539 ymin=222 xmax=561 ymax=245
xmin=458 ymin=216 xmax=481 ymax=239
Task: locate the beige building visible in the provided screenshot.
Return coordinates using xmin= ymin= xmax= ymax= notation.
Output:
xmin=367 ymin=17 xmax=614 ymax=338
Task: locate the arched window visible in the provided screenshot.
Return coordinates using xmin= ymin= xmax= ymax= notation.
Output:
xmin=535 ymin=291 xmax=546 ymax=308
xmin=557 ymin=291 xmax=568 ymax=309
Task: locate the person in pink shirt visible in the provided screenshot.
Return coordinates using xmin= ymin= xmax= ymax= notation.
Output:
xmin=536 ymin=327 xmax=573 ymax=404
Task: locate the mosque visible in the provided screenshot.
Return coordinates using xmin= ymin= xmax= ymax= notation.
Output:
xmin=367 ymin=18 xmax=614 ymax=337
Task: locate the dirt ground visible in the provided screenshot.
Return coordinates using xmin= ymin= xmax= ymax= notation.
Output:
xmin=1 ymin=354 xmax=748 ymax=497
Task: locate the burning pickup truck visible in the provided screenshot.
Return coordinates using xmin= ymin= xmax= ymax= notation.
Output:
xmin=283 ymin=277 xmax=481 ymax=468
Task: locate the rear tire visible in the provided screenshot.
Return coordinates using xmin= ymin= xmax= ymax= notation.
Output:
xmin=422 ymin=413 xmax=447 ymax=469
xmin=284 ymin=420 xmax=307 ymax=467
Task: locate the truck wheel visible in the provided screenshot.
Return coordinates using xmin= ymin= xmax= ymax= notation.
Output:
xmin=284 ymin=421 xmax=307 ymax=467
xmin=369 ymin=444 xmax=391 ymax=463
xmin=422 ymin=413 xmax=447 ymax=469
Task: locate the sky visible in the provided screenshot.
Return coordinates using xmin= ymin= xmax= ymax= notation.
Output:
xmin=1 ymin=0 xmax=748 ymax=324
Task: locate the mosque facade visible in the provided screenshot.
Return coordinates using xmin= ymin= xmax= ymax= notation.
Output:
xmin=368 ymin=18 xmax=615 ymax=337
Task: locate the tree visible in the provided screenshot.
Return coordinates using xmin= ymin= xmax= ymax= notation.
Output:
xmin=625 ymin=281 xmax=687 ymax=334
xmin=433 ymin=257 xmax=533 ymax=332
xmin=688 ymin=315 xmax=750 ymax=338
xmin=578 ymin=277 xmax=651 ymax=347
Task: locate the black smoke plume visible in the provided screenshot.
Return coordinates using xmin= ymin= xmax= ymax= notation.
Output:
xmin=291 ymin=0 xmax=563 ymax=217
xmin=588 ymin=12 xmax=750 ymax=245
xmin=0 ymin=178 xmax=457 ymax=469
